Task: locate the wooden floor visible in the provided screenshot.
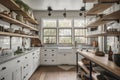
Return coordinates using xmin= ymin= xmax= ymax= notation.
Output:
xmin=29 ymin=66 xmax=77 ymax=80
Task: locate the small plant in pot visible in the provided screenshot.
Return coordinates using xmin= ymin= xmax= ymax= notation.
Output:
xmin=114 ymin=52 xmax=120 ymax=67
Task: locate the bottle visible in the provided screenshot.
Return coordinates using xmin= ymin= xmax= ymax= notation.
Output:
xmin=108 ymin=46 xmax=113 ymax=61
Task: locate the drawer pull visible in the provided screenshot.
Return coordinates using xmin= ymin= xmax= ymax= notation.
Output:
xmin=52 ymin=60 xmax=54 ymax=62
xmin=44 ymin=50 xmax=47 ymax=51
xmin=2 ymin=67 xmax=6 ymax=70
xmin=17 ymin=60 xmax=20 ymax=63
xmin=32 ymin=53 xmax=35 ymax=55
xmin=52 ymin=54 xmax=54 ymax=56
xmin=44 ymin=54 xmax=47 ymax=56
xmin=44 ymin=60 xmax=47 ymax=62
xmin=1 ymin=77 xmax=5 ymax=80
xmin=25 ymin=57 xmax=27 ymax=59
xmin=23 ymin=66 xmax=26 ymax=69
xmin=52 ymin=50 xmax=54 ymax=51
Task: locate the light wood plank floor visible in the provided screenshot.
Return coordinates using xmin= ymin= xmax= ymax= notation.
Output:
xmin=29 ymin=66 xmax=77 ymax=80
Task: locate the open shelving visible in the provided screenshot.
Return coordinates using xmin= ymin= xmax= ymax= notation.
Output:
xmin=0 ymin=13 xmax=38 ymax=31
xmin=83 ymin=0 xmax=119 ymax=3
xmin=78 ymin=61 xmax=99 ymax=80
xmin=86 ymin=31 xmax=120 ymax=37
xmin=0 ymin=0 xmax=38 ymax=24
xmin=86 ymin=3 xmax=112 ymax=15
xmin=87 ymin=10 xmax=120 ymax=28
xmin=0 ymin=32 xmax=39 ymax=38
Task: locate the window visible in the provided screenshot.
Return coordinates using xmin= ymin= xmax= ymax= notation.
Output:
xmin=74 ymin=19 xmax=85 ymax=28
xmin=59 ymin=19 xmax=72 ymax=27
xmin=42 ymin=19 xmax=87 ymax=44
xmin=43 ymin=29 xmax=57 ymax=44
xmin=74 ymin=29 xmax=87 ymax=43
xmin=43 ymin=19 xmax=56 ymax=27
xmin=59 ymin=29 xmax=72 ymax=43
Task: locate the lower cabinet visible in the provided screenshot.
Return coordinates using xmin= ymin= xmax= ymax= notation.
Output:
xmin=0 ymin=48 xmax=40 ymax=80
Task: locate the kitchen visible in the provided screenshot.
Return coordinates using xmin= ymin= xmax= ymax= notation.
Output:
xmin=0 ymin=0 xmax=120 ymax=80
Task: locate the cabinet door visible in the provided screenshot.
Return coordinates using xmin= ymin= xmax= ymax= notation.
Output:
xmin=0 ymin=72 xmax=12 ymax=80
xmin=13 ymin=67 xmax=22 ymax=80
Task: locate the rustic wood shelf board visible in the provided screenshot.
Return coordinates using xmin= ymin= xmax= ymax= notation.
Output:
xmin=87 ymin=3 xmax=112 ymax=15
xmin=78 ymin=61 xmax=99 ymax=80
xmin=87 ymin=31 xmax=120 ymax=37
xmin=77 ymin=50 xmax=120 ymax=77
xmin=0 ymin=32 xmax=39 ymax=38
xmin=0 ymin=14 xmax=38 ymax=31
xmin=0 ymin=0 xmax=38 ymax=24
xmin=87 ymin=10 xmax=120 ymax=28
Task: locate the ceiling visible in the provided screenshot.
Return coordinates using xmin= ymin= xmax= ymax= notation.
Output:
xmin=22 ymin=0 xmax=93 ymax=10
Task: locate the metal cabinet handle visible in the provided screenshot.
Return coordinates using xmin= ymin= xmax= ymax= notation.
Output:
xmin=44 ymin=54 xmax=47 ymax=56
xmin=32 ymin=53 xmax=35 ymax=55
xmin=1 ymin=77 xmax=5 ymax=80
xmin=44 ymin=50 xmax=47 ymax=51
xmin=52 ymin=50 xmax=54 ymax=51
xmin=2 ymin=67 xmax=6 ymax=70
xmin=52 ymin=54 xmax=54 ymax=56
xmin=17 ymin=60 xmax=20 ymax=63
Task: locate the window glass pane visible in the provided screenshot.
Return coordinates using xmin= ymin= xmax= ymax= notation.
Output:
xmin=44 ymin=29 xmax=56 ymax=36
xmin=74 ymin=19 xmax=85 ymax=27
xmin=59 ymin=29 xmax=71 ymax=36
xmin=59 ymin=19 xmax=72 ymax=27
xmin=75 ymin=29 xmax=86 ymax=36
xmin=43 ymin=20 xmax=56 ymax=27
xmin=44 ymin=37 xmax=56 ymax=43
xmin=59 ymin=37 xmax=71 ymax=43
xmin=75 ymin=37 xmax=86 ymax=43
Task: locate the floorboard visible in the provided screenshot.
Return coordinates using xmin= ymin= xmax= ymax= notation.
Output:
xmin=29 ymin=66 xmax=77 ymax=80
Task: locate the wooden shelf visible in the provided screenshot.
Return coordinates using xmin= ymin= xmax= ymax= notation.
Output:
xmin=77 ymin=50 xmax=120 ymax=78
xmin=0 ymin=0 xmax=38 ymax=24
xmin=78 ymin=61 xmax=99 ymax=80
xmin=86 ymin=3 xmax=112 ymax=15
xmin=87 ymin=10 xmax=120 ymax=28
xmin=0 ymin=13 xmax=38 ymax=31
xmin=83 ymin=0 xmax=119 ymax=3
xmin=0 ymin=32 xmax=39 ymax=38
xmin=86 ymin=31 xmax=120 ymax=37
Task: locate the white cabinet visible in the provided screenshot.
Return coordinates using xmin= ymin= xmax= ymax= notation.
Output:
xmin=58 ymin=49 xmax=76 ymax=65
xmin=40 ymin=48 xmax=57 ymax=65
xmin=0 ymin=48 xmax=40 ymax=80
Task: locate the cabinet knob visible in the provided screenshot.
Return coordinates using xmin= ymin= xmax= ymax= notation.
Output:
xmin=1 ymin=77 xmax=5 ymax=80
xmin=25 ymin=57 xmax=27 ymax=59
xmin=44 ymin=50 xmax=47 ymax=51
xmin=17 ymin=60 xmax=20 ymax=63
xmin=52 ymin=60 xmax=54 ymax=62
xmin=32 ymin=53 xmax=35 ymax=55
xmin=44 ymin=60 xmax=47 ymax=62
xmin=52 ymin=54 xmax=54 ymax=56
xmin=44 ymin=54 xmax=47 ymax=56
xmin=1 ymin=67 xmax=6 ymax=70
xmin=23 ymin=66 xmax=26 ymax=69
xmin=52 ymin=50 xmax=54 ymax=51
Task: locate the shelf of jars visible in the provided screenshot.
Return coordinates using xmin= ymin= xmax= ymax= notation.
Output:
xmin=0 ymin=13 xmax=38 ymax=31
xmin=0 ymin=31 xmax=39 ymax=38
xmin=0 ymin=0 xmax=38 ymax=24
xmin=87 ymin=10 xmax=120 ymax=28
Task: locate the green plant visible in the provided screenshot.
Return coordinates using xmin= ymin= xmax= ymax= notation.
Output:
xmin=14 ymin=0 xmax=30 ymax=11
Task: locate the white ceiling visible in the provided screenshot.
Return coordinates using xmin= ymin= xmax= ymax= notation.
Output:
xmin=22 ymin=0 xmax=93 ymax=10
